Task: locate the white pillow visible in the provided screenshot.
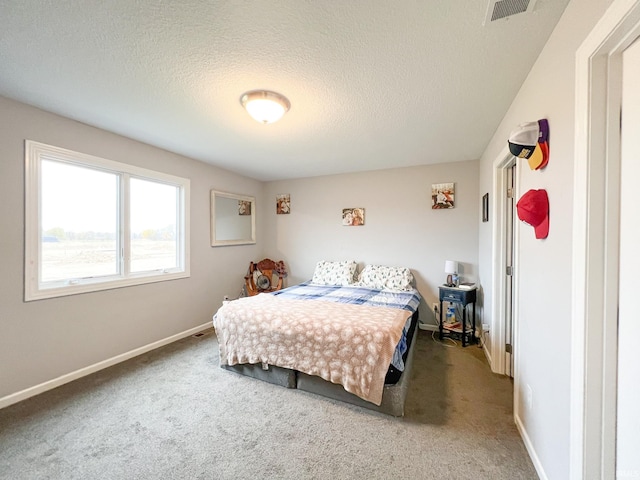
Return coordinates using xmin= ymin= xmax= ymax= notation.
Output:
xmin=310 ymin=260 xmax=357 ymax=286
xmin=357 ymin=264 xmax=414 ymax=291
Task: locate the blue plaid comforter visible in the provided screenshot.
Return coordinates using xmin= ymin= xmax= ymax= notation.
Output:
xmin=271 ymin=282 xmax=421 ymax=371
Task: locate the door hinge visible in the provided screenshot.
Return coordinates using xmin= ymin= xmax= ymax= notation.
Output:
xmin=506 ymin=266 xmax=513 ymax=276
xmin=507 ymin=188 xmax=514 ymax=199
xmin=506 ymin=343 xmax=513 ymax=354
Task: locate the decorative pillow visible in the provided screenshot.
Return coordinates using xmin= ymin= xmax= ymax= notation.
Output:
xmin=310 ymin=260 xmax=358 ymax=286
xmin=357 ymin=264 xmax=414 ymax=291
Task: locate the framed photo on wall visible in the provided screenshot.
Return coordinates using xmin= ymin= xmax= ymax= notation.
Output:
xmin=342 ymin=208 xmax=365 ymax=226
xmin=276 ymin=194 xmax=290 ymax=214
xmin=432 ymin=182 xmax=455 ymax=209
xmin=482 ymin=193 xmax=489 ymax=222
xmin=238 ymin=200 xmax=251 ymax=215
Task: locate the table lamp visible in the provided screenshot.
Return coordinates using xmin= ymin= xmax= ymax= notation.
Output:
xmin=444 ymin=260 xmax=458 ymax=287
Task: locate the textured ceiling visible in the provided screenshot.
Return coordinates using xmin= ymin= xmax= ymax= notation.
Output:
xmin=0 ymin=0 xmax=569 ymax=181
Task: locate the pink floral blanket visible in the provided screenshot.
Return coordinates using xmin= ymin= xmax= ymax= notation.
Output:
xmin=214 ymin=294 xmax=411 ymax=405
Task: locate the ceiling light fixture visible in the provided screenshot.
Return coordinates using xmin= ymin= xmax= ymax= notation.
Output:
xmin=240 ymin=90 xmax=290 ymax=124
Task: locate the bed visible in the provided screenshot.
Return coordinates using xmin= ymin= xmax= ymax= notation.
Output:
xmin=213 ymin=262 xmax=422 ymax=416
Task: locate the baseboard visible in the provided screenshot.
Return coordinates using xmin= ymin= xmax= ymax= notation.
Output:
xmin=0 ymin=322 xmax=212 ymax=410
xmin=482 ymin=343 xmax=493 ymax=366
xmin=515 ymin=412 xmax=548 ymax=480
xmin=479 ymin=330 xmax=493 ymax=366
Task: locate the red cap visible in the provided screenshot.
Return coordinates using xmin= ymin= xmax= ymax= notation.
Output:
xmin=516 ymin=189 xmax=549 ymax=239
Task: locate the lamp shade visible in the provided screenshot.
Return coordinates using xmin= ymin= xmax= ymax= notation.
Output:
xmin=240 ymin=90 xmax=290 ymax=124
xmin=444 ymin=260 xmax=458 ymax=274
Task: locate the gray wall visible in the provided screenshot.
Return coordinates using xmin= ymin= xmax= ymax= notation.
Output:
xmin=263 ymin=161 xmax=480 ymax=325
xmin=477 ymin=0 xmax=614 ymax=477
xmin=0 ymin=96 xmax=264 ymax=399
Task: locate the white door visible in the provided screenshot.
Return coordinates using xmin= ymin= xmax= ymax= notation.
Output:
xmin=617 ymin=35 xmax=640 ymax=476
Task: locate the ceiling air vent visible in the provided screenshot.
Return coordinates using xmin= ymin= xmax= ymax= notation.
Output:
xmin=484 ymin=0 xmax=538 ymax=24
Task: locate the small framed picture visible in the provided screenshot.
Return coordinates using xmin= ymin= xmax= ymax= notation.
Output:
xmin=482 ymin=193 xmax=489 ymax=222
xmin=432 ymin=183 xmax=455 ymax=209
xmin=342 ymin=208 xmax=365 ymax=226
xmin=276 ymin=194 xmax=290 ymax=214
xmin=238 ymin=200 xmax=251 ymax=215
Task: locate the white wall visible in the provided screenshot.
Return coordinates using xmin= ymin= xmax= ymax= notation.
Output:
xmin=477 ymin=0 xmax=614 ymax=478
xmin=264 ymin=161 xmax=480 ymax=325
xmin=0 ymin=96 xmax=264 ymax=400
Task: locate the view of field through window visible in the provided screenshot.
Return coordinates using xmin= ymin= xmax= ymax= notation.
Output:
xmin=130 ymin=177 xmax=178 ymax=273
xmin=41 ymin=159 xmax=178 ymax=283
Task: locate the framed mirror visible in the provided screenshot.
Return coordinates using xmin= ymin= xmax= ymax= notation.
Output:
xmin=210 ymin=190 xmax=256 ymax=246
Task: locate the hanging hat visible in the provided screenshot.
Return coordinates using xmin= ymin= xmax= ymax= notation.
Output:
xmin=516 ymin=189 xmax=549 ymax=239
xmin=508 ymin=119 xmax=549 ymax=170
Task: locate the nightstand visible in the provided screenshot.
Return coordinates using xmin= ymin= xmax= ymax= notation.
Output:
xmin=439 ymin=285 xmax=477 ymax=347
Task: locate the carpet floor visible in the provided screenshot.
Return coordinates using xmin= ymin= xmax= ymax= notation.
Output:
xmin=0 ymin=329 xmax=537 ymax=479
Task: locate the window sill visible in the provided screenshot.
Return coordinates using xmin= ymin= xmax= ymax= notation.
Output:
xmin=25 ymin=270 xmax=190 ymax=302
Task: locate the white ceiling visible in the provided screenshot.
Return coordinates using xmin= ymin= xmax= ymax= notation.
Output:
xmin=0 ymin=0 xmax=569 ymax=181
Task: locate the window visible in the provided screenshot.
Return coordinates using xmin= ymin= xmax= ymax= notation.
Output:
xmin=25 ymin=141 xmax=190 ymax=301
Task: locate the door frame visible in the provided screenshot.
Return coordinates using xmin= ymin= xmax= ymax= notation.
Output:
xmin=490 ymin=148 xmax=519 ymax=377
xmin=570 ymin=0 xmax=640 ymax=478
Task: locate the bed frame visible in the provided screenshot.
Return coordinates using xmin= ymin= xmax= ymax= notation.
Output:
xmin=220 ymin=311 xmax=419 ymax=416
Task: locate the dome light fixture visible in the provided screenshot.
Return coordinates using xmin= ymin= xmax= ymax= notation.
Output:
xmin=240 ymin=90 xmax=290 ymax=124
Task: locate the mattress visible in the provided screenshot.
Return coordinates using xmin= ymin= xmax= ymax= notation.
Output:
xmin=270 ymin=282 xmax=421 ymax=372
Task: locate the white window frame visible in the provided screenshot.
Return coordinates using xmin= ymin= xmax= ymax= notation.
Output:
xmin=25 ymin=140 xmax=190 ymax=301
